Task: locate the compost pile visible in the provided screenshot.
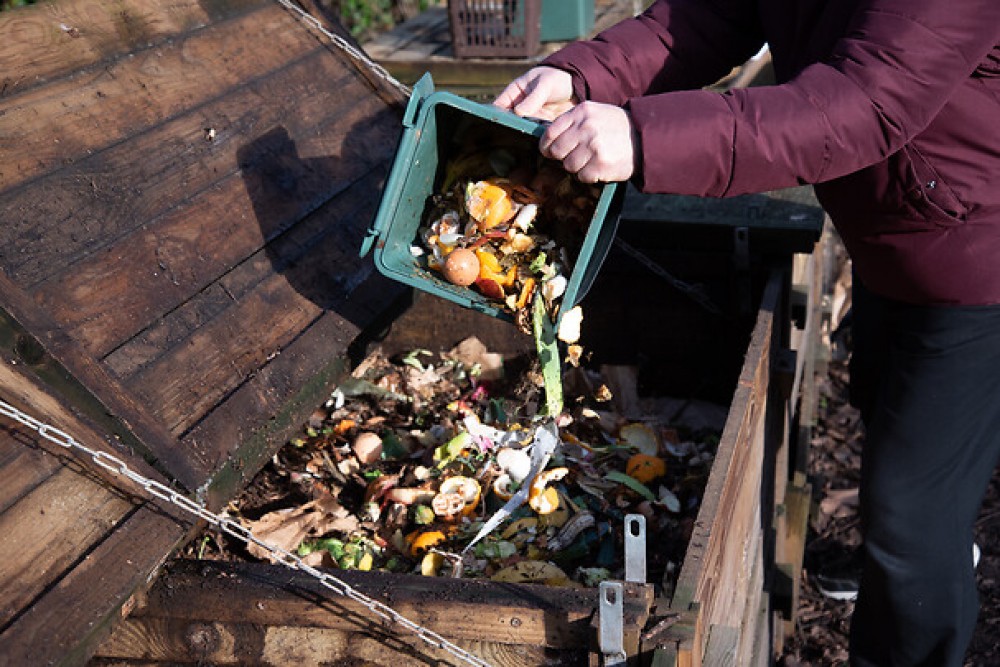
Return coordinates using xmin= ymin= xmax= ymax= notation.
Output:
xmin=191 ymin=338 xmax=721 ymax=590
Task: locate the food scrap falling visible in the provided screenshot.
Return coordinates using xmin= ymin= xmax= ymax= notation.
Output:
xmin=196 ymin=337 xmax=722 ymax=589
xmin=415 ymin=144 xmax=601 ymax=332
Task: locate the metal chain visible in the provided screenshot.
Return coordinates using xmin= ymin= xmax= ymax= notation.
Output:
xmin=0 ymin=398 xmax=491 ymax=667
xmin=273 ymin=0 xmax=412 ymax=100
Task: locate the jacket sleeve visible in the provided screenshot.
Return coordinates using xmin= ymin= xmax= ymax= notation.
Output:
xmin=548 ymin=0 xmax=1000 ymax=197
xmin=543 ymin=0 xmax=765 ymax=104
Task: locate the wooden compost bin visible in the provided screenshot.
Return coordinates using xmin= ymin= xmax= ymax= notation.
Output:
xmin=0 ymin=0 xmax=827 ymax=664
xmin=92 ymin=196 xmax=827 ymax=667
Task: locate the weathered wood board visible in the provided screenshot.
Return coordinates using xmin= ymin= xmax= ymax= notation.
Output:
xmin=92 ymin=560 xmax=655 ymax=666
xmin=0 ymin=0 xmax=413 ymax=661
xmin=0 ymin=0 xmax=409 ymax=500
xmin=632 ymin=272 xmax=782 ymax=667
xmin=0 ymin=350 xmax=192 ymax=666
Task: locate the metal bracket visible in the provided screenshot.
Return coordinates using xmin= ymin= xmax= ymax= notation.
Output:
xmin=599 ymin=581 xmax=627 ymax=666
xmin=624 ymin=513 xmax=646 ymax=584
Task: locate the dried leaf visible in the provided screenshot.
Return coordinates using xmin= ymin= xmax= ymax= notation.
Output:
xmin=243 ymin=493 xmax=359 ymax=562
xmin=819 ymin=487 xmax=859 ymax=519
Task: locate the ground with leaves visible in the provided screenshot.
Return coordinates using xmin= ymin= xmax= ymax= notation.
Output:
xmin=779 ymin=355 xmax=1000 ymax=666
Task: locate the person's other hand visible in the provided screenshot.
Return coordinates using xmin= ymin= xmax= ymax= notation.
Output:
xmin=540 ymin=101 xmax=638 ymax=183
xmin=493 ymin=67 xmax=577 ymax=121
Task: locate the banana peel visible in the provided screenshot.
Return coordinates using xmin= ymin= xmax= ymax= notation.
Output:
xmin=501 ymin=517 xmax=539 ymax=542
xmin=537 ymin=490 xmax=573 ymax=528
xmin=490 ymin=560 xmax=572 ymax=586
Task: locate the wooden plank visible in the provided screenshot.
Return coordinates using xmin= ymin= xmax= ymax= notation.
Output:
xmin=703 ymin=625 xmax=739 ymax=667
xmin=185 ymin=309 xmax=359 ymax=507
xmin=102 ymin=163 xmax=392 ymax=381
xmin=0 ymin=501 xmax=190 ymax=666
xmin=131 ymin=272 xmax=321 ymax=435
xmin=2 ymin=49 xmax=365 ymax=294
xmin=375 ymin=288 xmax=536 ymax=360
xmin=620 ymin=186 xmax=824 ymax=255
xmin=774 ymin=481 xmax=811 ymax=637
xmin=0 ymin=283 xmax=200 ymax=488
xmin=666 ymin=271 xmax=782 ymax=666
xmin=0 ymin=467 xmax=134 ymax=628
xmin=100 ymin=155 xmax=383 ymax=377
xmin=376 ymin=14 xmax=451 ymax=61
xmin=28 ymin=97 xmax=399 ymax=362
xmin=113 ymin=560 xmax=599 ymax=645
xmin=94 ymin=561 xmax=654 ymax=666
xmin=736 ymin=523 xmax=767 ymax=665
xmin=791 ymin=232 xmax=829 ymax=482
xmin=0 ymin=2 xmax=315 ymax=196
xmin=0 ymin=429 xmax=62 ymax=515
xmin=120 ymin=169 xmax=395 ymax=435
xmin=95 ymin=619 xmax=585 ymax=666
xmin=363 ymin=5 xmax=451 ymax=59
xmin=365 ymin=57 xmax=538 ymax=93
xmin=186 ymin=278 xmax=408 ymax=509
xmin=0 ymin=0 xmax=263 ymax=98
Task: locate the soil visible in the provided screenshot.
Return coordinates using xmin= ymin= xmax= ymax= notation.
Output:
xmin=778 ymin=349 xmax=1000 ymax=666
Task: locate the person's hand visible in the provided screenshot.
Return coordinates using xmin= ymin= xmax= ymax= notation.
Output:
xmin=493 ymin=67 xmax=577 ymax=121
xmin=539 ymin=101 xmax=638 ymax=183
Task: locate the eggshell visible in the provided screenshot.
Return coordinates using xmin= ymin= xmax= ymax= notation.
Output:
xmin=352 ymin=431 xmax=383 ymax=464
xmin=496 ymin=447 xmax=531 ymax=483
xmin=442 ymin=248 xmax=480 ymax=286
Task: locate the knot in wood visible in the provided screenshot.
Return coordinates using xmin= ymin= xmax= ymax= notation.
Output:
xmin=185 ymin=622 xmax=221 ymax=655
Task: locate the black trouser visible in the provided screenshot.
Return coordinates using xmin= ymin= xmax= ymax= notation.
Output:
xmin=848 ymin=280 xmax=1000 ymax=666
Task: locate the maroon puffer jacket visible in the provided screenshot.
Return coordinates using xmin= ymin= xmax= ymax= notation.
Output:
xmin=543 ymin=0 xmax=1000 ymax=305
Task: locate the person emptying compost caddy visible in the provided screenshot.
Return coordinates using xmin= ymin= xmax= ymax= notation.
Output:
xmin=493 ymin=1 xmax=1000 ymax=665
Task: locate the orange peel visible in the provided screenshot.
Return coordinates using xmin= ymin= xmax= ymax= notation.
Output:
xmin=434 ymin=476 xmax=481 ymax=518
xmin=475 ymin=249 xmax=517 ymax=287
xmin=406 ymin=529 xmax=447 ymax=557
xmin=466 ymin=181 xmax=514 ymax=230
xmin=528 ymin=467 xmax=569 ymax=515
xmin=620 ymin=423 xmax=661 ymax=456
xmin=625 ymin=453 xmax=667 ymax=485
xmin=514 ymin=277 xmax=536 ymax=311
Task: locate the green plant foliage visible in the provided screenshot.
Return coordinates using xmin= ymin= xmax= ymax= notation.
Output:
xmin=338 ymin=0 xmax=434 ymax=39
xmin=1 ymin=0 xmax=38 ymax=11
xmin=340 ymin=0 xmax=395 ymax=38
